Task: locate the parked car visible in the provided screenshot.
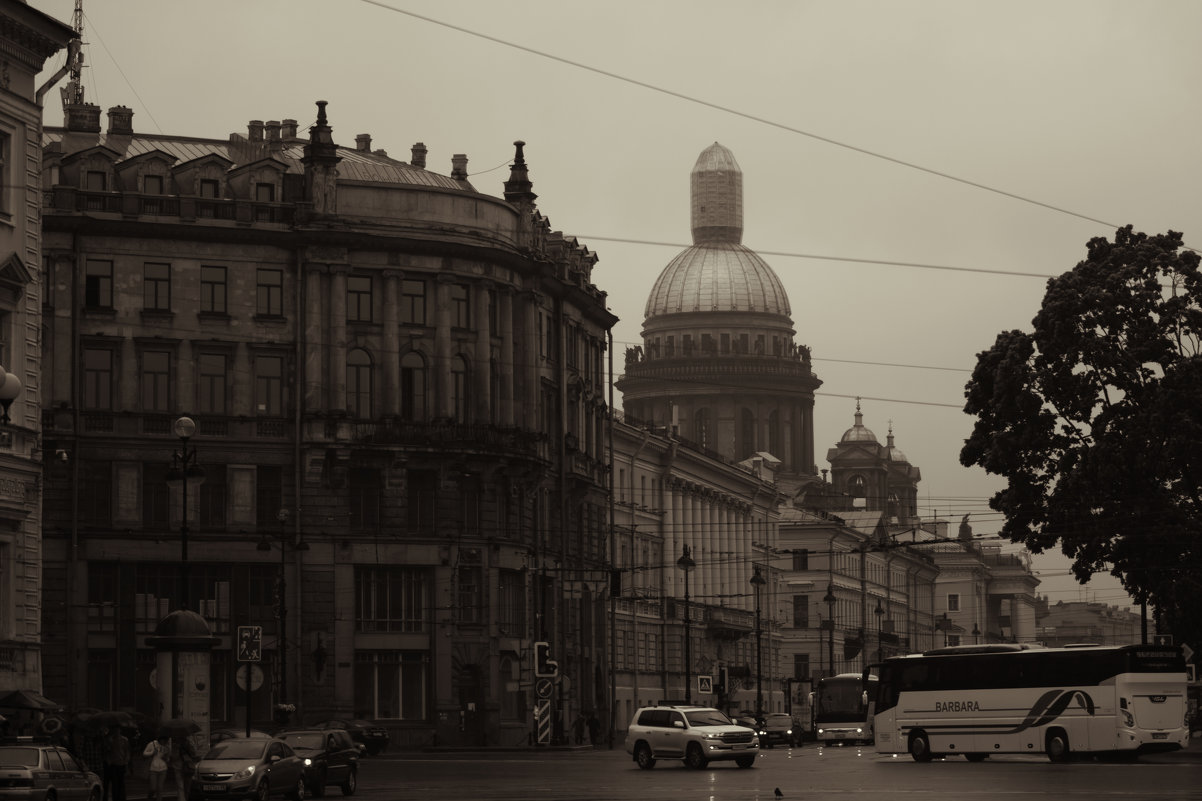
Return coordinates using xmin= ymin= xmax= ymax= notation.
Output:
xmin=192 ymin=737 xmax=306 ymax=800
xmin=624 ymin=705 xmax=759 ymax=769
xmin=309 ymin=720 xmax=388 ymax=756
xmin=277 ymin=729 xmax=359 ymax=797
xmin=0 ymin=740 xmax=102 ymax=800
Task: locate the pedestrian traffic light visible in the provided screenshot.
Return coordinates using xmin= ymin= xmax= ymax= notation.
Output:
xmin=534 ymin=641 xmax=558 ymax=677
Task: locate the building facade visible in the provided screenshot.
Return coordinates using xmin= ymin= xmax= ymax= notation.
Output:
xmin=39 ymin=100 xmax=615 ymax=747
xmin=0 ymin=0 xmax=72 ymax=699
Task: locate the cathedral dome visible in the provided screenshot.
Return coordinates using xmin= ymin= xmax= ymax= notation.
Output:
xmin=644 ymin=243 xmax=791 ymax=317
xmin=840 ymin=403 xmax=878 ymax=443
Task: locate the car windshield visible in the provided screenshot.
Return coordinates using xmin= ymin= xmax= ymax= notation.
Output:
xmin=0 ymin=747 xmax=40 ymax=767
xmin=349 ymin=720 xmax=375 ymax=727
xmin=280 ymin=733 xmax=323 ymax=750
xmin=683 ymin=709 xmax=732 ymax=727
xmin=206 ymin=741 xmax=267 ymax=760
xmin=766 ymin=714 xmax=791 ymax=722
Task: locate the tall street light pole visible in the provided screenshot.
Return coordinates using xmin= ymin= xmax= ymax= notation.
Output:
xmin=874 ymin=599 xmax=884 ymax=662
xmin=165 ymin=416 xmax=204 ymax=610
xmin=259 ymin=508 xmax=308 ymax=716
xmin=676 ymin=544 xmax=695 ymax=704
xmin=823 ymin=583 xmax=836 ymax=677
xmin=750 ymin=564 xmax=766 ymax=720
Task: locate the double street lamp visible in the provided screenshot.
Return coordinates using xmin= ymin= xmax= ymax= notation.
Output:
xmin=165 ymin=416 xmax=205 ymax=610
xmin=750 ymin=565 xmax=766 ymax=720
xmin=258 ymin=508 xmax=309 ymax=712
xmin=874 ymin=599 xmax=884 ymax=662
xmin=676 ymin=544 xmax=696 ymax=703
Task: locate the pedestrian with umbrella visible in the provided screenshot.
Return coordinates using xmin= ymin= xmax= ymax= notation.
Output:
xmin=102 ymin=726 xmax=131 ymax=801
xmin=158 ymin=719 xmax=200 ymax=801
xmin=141 ymin=735 xmax=170 ymax=801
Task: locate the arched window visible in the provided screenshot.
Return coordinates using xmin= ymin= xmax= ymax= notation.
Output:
xmin=451 ymin=355 xmax=469 ymax=422
xmin=848 ymin=475 xmax=867 ymax=509
xmin=400 ymin=351 xmax=427 ymax=421
xmin=694 ymin=408 xmax=711 ymax=449
xmin=347 ymin=348 xmax=372 ymax=419
xmin=740 ymin=408 xmax=756 ymax=458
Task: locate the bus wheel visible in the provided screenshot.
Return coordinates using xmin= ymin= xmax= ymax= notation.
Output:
xmin=965 ymin=753 xmax=988 ymax=762
xmin=1046 ymin=729 xmax=1070 ymax=763
xmin=908 ymin=731 xmax=933 ymax=763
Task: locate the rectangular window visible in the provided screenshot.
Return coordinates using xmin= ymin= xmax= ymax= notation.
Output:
xmin=354 ymin=651 xmax=428 ymax=721
xmin=792 ymin=549 xmax=809 ymax=571
xmin=450 ymin=283 xmax=469 ymax=329
xmin=201 ymin=266 xmax=227 ymax=314
xmin=946 ymin=634 xmax=962 ymax=647
xmin=947 ymin=593 xmax=961 ymax=613
xmin=354 ymin=566 xmax=428 ymax=633
xmin=497 ymin=570 xmax=526 ymax=637
xmin=143 ymin=462 xmax=170 ymax=529
xmin=255 ymin=465 xmax=283 ymax=530
xmin=87 ymin=562 xmax=118 ymax=634
xmin=143 ymin=263 xmax=171 ymax=311
xmin=199 ymin=464 xmax=227 ymax=529
xmin=793 ymin=595 xmax=809 ymax=628
xmin=83 ymin=348 xmax=113 ymax=409
xmin=793 ymin=653 xmax=810 ymax=681
xmin=198 ymin=353 xmax=227 ymax=414
xmin=86 ymin=170 xmax=107 ymax=191
xmin=406 ymin=469 xmax=437 ymax=533
xmin=85 ymin=259 xmax=113 ymax=308
xmin=348 ymin=467 xmax=381 ymax=530
xmin=79 ymin=461 xmax=112 ymax=526
xmin=254 ymin=355 xmax=283 ymax=415
xmin=255 ymin=183 xmax=275 ymax=203
xmin=199 ymin=179 xmax=220 ymax=199
xmin=400 ymin=279 xmax=426 ymax=325
xmin=456 ymin=564 xmax=482 ymax=624
xmin=257 ymin=269 xmax=283 ymax=316
xmin=140 ymin=351 xmax=171 ymax=411
xmin=347 ymin=275 xmax=372 ymax=323
xmin=144 ymin=175 xmax=163 ymax=195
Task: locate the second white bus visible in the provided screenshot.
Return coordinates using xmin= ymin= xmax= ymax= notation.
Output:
xmin=866 ymin=643 xmax=1188 ymax=762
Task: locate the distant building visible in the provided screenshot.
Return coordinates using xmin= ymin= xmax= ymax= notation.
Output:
xmin=1035 ymin=599 xmax=1141 ymax=647
xmin=0 ymin=0 xmax=73 ymax=699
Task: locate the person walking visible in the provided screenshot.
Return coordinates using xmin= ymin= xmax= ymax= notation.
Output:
xmin=142 ymin=736 xmax=169 ymax=801
xmin=102 ymin=727 xmax=130 ymax=801
xmin=167 ymin=735 xmax=198 ymax=801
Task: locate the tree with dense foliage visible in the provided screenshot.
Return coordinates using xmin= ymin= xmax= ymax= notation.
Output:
xmin=961 ymin=226 xmax=1202 ymax=648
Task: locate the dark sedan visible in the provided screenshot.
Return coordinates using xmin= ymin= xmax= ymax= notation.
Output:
xmin=277 ymin=730 xmax=359 ymax=797
xmin=310 ymin=720 xmax=388 ymax=756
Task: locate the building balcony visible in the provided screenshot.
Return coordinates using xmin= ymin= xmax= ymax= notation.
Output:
xmin=706 ymin=606 xmax=755 ymax=639
xmin=310 ymin=416 xmax=545 ymax=457
xmin=46 ymin=187 xmax=294 ymax=227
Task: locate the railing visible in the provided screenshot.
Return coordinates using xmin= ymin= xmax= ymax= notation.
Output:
xmin=47 ymin=188 xmax=294 ymax=226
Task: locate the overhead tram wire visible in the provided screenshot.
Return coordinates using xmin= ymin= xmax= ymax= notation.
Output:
xmin=359 ymin=0 xmax=1168 ymax=244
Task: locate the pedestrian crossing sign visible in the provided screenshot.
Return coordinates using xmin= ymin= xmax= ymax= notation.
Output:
xmin=698 ymin=675 xmax=713 ymax=694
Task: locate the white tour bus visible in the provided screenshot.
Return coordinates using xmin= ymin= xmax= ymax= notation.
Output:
xmin=865 ymin=643 xmax=1189 ymax=762
xmin=810 ymin=673 xmax=877 ymax=745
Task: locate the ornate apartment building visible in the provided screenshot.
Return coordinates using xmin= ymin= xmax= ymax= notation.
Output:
xmin=0 ymin=0 xmax=72 ymax=699
xmin=38 ymin=99 xmax=615 ymax=747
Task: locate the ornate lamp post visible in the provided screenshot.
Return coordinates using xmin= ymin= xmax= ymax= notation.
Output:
xmin=258 ymin=508 xmax=309 ymax=719
xmin=676 ymin=544 xmax=696 ymax=703
xmin=823 ymin=583 xmax=836 ymax=677
xmin=750 ymin=565 xmax=767 ymax=720
xmin=873 ymin=599 xmax=884 ymax=662
xmin=165 ymin=416 xmax=204 ymax=609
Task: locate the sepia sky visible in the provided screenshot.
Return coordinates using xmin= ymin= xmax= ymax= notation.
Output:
xmin=31 ymin=0 xmax=1202 ymax=612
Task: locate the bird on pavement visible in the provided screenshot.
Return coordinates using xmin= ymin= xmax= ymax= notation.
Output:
xmin=775 ymin=789 xmax=783 ymax=798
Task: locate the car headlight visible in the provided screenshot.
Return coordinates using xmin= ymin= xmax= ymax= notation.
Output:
xmin=786 ymin=729 xmax=793 ymax=735
xmin=1121 ymin=710 xmax=1134 ymax=727
xmin=304 ymin=758 xmax=312 ymax=766
xmin=817 ymin=728 xmax=824 ymax=735
xmin=703 ymin=732 xmax=724 ymax=740
xmin=855 ymin=728 xmax=863 ymax=734
xmin=231 ymin=765 xmax=256 ymax=781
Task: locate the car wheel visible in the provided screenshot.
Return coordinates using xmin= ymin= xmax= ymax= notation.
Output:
xmin=965 ymin=753 xmax=988 ymax=762
xmin=340 ymin=768 xmax=357 ymax=796
xmin=684 ymin=742 xmax=708 ymax=770
xmin=634 ymin=742 xmax=656 ymax=770
xmin=735 ymin=755 xmax=756 ymax=768
xmin=1046 ymin=730 xmax=1070 ymax=763
xmin=256 ymin=780 xmax=271 ymax=801
xmin=909 ymin=730 xmax=933 ymax=763
xmin=289 ymin=777 xmax=306 ymax=801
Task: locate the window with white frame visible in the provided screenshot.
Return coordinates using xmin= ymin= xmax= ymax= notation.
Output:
xmin=947 ymin=593 xmax=961 ymax=613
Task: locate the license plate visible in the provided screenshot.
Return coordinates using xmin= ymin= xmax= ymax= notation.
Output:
xmin=1152 ymin=733 xmax=1168 ymax=739
xmin=203 ymin=784 xmax=225 ymax=791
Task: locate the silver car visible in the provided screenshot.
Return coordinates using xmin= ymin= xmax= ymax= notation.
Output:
xmin=193 ymin=738 xmax=306 ymax=800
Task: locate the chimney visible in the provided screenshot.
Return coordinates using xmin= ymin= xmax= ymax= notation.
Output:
xmin=106 ymin=105 xmax=133 ymax=135
xmin=355 ymin=134 xmax=372 ymax=152
xmin=451 ymin=154 xmax=468 ymax=180
xmin=281 ymin=119 xmax=298 ymax=139
xmin=65 ymin=103 xmax=101 ymax=133
xmin=410 ymin=142 xmax=427 ymax=168
xmin=248 ymin=120 xmax=264 ymax=142
xmin=265 ymin=120 xmax=282 ymax=145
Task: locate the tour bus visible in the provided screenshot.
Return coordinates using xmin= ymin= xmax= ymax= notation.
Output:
xmin=810 ymin=673 xmax=878 ymax=745
xmin=865 ymin=643 xmax=1189 ymax=762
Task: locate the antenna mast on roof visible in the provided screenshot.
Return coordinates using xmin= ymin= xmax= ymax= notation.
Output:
xmin=60 ymin=0 xmax=85 ymax=110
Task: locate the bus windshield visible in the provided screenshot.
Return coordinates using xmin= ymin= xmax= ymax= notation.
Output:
xmin=814 ymin=675 xmax=867 ymax=723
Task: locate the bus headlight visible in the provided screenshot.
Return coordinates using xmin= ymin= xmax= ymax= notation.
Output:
xmin=1120 ymin=709 xmax=1134 ymax=727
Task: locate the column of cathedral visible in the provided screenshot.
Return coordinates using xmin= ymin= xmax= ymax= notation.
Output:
xmin=382 ymin=272 xmax=401 ymax=413
xmin=328 ymin=265 xmax=349 ymax=413
xmin=665 ymin=479 xmax=679 ymax=597
xmin=681 ymin=487 xmax=695 ymax=599
xmin=303 ymin=264 xmax=325 ymax=410
xmin=743 ymin=514 xmax=755 ymax=612
xmin=473 ymin=281 xmax=491 ymax=422
xmin=434 ymin=275 xmax=454 ymax=419
xmin=498 ymin=288 xmax=515 ymax=426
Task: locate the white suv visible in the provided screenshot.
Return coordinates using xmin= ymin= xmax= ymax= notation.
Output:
xmin=624 ymin=706 xmax=759 ymax=769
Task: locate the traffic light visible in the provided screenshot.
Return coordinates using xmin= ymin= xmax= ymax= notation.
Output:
xmin=534 ymin=641 xmax=558 ymax=677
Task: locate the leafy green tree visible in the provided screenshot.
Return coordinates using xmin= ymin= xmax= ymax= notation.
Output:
xmin=961 ymin=226 xmax=1202 ymax=647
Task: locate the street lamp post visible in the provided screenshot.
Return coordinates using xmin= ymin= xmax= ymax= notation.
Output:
xmin=823 ymin=583 xmax=836 ymax=677
xmin=750 ymin=565 xmax=767 ymax=720
xmin=972 ymin=622 xmax=981 ymax=645
xmin=258 ymin=509 xmax=309 ymax=716
xmin=874 ymin=599 xmax=884 ymax=662
xmin=676 ymin=545 xmax=696 ymax=703
xmin=165 ymin=416 xmax=204 ymax=610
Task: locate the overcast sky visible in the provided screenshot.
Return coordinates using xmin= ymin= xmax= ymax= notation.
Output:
xmin=32 ymin=0 xmax=1202 ymax=613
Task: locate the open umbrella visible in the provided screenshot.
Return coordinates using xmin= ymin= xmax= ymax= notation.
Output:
xmin=78 ymin=710 xmax=136 ymax=733
xmin=0 ymin=690 xmax=63 ymax=711
xmin=158 ymin=718 xmax=200 ymax=738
